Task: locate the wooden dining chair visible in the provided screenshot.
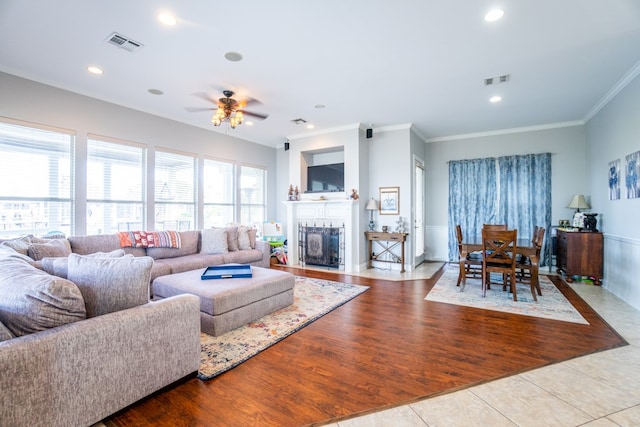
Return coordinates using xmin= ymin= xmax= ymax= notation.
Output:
xmin=482 ymin=228 xmax=518 ymax=301
xmin=456 ymin=224 xmax=482 ymax=289
xmin=516 ymin=227 xmax=545 ymax=300
xmin=483 ymin=224 xmax=507 ymax=231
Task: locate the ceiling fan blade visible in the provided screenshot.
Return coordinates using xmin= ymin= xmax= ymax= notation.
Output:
xmin=240 ymin=110 xmax=269 ymax=120
xmin=238 ymin=97 xmax=262 ymax=108
xmin=185 ymin=107 xmax=215 ymax=113
xmin=192 ymin=92 xmax=218 ymax=105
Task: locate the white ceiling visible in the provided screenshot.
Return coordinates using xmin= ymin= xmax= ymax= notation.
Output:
xmin=1 ymin=1 xmax=640 ymax=148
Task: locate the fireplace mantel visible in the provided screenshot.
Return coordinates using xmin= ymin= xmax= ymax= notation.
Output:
xmin=284 ymin=199 xmax=361 ymax=272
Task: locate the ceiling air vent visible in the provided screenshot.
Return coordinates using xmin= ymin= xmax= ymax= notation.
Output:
xmin=484 ymin=74 xmax=510 ymax=86
xmin=105 ymin=32 xmax=143 ymax=52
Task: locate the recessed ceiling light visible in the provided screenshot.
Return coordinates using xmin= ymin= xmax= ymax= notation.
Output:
xmin=245 ymin=121 xmax=254 ymax=126
xmin=490 ymin=95 xmax=502 ymax=103
xmin=224 ymin=52 xmax=243 ymax=62
xmin=306 ymin=124 xmax=315 ymax=129
xmin=87 ymin=66 xmax=103 ymax=75
xmin=485 ymin=9 xmax=504 ymax=22
xmin=148 ymin=89 xmax=164 ymax=95
xmin=158 ymin=13 xmax=177 ymax=26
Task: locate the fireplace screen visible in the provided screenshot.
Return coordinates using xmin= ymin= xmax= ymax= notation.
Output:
xmin=299 ymin=223 xmax=344 ymax=269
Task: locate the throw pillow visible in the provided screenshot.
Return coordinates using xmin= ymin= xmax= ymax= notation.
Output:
xmin=67 ymin=253 xmax=153 ymax=318
xmin=222 ymin=226 xmax=239 ymax=251
xmin=200 ymin=228 xmax=228 ymax=254
xmin=237 ymin=226 xmax=255 ymax=250
xmin=27 ymin=238 xmax=72 ymax=261
xmin=0 ymin=256 xmax=86 ymax=337
xmin=0 ymin=235 xmax=34 ymax=255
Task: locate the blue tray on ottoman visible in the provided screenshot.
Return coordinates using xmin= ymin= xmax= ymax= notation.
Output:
xmin=201 ymin=264 xmax=253 ymax=280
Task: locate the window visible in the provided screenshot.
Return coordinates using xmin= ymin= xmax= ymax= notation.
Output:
xmin=87 ymin=136 xmax=146 ymax=234
xmin=239 ymin=165 xmax=266 ymax=225
xmin=0 ymin=120 xmax=74 ymax=238
xmin=155 ymin=149 xmax=196 ymax=231
xmin=203 ymin=158 xmax=235 ymax=227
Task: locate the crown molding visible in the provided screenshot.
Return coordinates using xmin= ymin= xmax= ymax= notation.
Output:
xmin=425 ymin=120 xmax=585 ymax=143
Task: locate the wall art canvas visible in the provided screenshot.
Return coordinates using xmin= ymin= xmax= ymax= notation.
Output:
xmin=625 ymin=151 xmax=640 ymax=199
xmin=608 ymin=159 xmax=621 ymax=200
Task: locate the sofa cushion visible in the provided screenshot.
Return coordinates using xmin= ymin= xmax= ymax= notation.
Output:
xmin=0 ymin=256 xmax=86 ymax=337
xmin=40 ymin=249 xmax=127 ymax=279
xmin=0 ymin=244 xmax=36 ymax=264
xmin=68 ymin=234 xmax=146 ymax=257
xmin=146 ymin=230 xmax=199 ymax=260
xmin=27 ymin=238 xmax=71 ymax=261
xmin=0 ymin=319 xmax=15 ymax=342
xmin=67 ymin=253 xmax=153 ymax=318
xmin=221 ymin=249 xmax=264 ymax=265
xmin=200 ymin=228 xmax=228 ymax=254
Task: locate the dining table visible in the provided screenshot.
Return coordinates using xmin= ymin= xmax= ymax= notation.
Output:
xmin=459 ymin=236 xmax=540 ymax=296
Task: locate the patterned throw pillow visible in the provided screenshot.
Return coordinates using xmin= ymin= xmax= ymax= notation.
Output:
xmin=117 ymin=230 xmax=181 ymax=248
xmin=200 ymin=228 xmax=228 ymax=254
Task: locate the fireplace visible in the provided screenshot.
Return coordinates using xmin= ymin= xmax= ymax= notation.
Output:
xmin=299 ymin=223 xmax=344 ymax=269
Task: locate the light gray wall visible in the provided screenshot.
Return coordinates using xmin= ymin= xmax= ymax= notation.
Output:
xmin=585 ymin=71 xmax=640 ymax=309
xmin=0 ymin=72 xmax=277 ymax=234
xmin=423 ymin=125 xmax=586 ymax=260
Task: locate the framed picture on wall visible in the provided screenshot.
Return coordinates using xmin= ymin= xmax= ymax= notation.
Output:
xmin=609 ymin=159 xmax=621 ymax=200
xmin=625 ymin=150 xmax=640 ymax=199
xmin=379 ymin=186 xmax=399 ymax=215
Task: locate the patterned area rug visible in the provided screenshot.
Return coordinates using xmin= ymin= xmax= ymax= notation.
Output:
xmin=425 ymin=268 xmax=588 ymax=325
xmin=198 ymin=276 xmax=369 ymax=380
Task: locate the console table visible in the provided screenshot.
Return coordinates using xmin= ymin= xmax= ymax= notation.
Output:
xmin=365 ymin=231 xmax=408 ymax=273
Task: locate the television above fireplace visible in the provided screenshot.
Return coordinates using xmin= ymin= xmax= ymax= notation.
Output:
xmin=306 ymin=163 xmax=344 ymax=193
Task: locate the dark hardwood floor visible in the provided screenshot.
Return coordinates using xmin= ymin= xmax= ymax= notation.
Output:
xmin=106 ymin=264 xmax=626 ymax=427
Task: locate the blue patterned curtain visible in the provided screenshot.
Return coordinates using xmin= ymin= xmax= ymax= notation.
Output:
xmin=448 ymin=153 xmax=552 ymax=265
xmin=498 ymin=153 xmax=552 ymax=265
xmin=447 ymin=158 xmax=497 ymax=260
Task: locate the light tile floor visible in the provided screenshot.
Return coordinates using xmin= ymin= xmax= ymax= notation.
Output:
xmin=329 ymin=281 xmax=640 ymax=427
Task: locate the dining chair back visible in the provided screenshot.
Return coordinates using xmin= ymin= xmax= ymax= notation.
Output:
xmin=483 ymin=224 xmax=507 ymax=231
xmin=482 ymin=228 xmax=518 ymax=301
xmin=515 ymin=227 xmax=545 ymax=300
xmin=455 ymin=224 xmax=482 ymax=289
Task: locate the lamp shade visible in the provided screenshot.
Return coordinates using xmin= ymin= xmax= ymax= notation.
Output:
xmin=567 ymin=194 xmax=590 ymax=210
xmin=365 ymin=198 xmax=378 ymax=211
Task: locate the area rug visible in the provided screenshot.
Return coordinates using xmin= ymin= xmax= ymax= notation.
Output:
xmin=424 ymin=268 xmax=588 ymax=325
xmin=198 ymin=276 xmax=369 ymax=380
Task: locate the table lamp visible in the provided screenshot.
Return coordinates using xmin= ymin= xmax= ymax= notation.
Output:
xmin=567 ymin=194 xmax=590 ymax=213
xmin=365 ymin=198 xmax=378 ymax=231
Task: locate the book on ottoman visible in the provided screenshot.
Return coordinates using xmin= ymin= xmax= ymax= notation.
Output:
xmin=201 ymin=264 xmax=253 ymax=280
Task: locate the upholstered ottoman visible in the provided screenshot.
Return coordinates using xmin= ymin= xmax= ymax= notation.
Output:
xmin=152 ymin=266 xmax=295 ymax=336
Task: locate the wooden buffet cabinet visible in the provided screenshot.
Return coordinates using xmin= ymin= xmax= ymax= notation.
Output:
xmin=556 ymin=229 xmax=603 ymax=285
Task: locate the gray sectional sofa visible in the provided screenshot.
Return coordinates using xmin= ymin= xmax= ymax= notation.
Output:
xmin=0 ymin=226 xmax=270 ymax=427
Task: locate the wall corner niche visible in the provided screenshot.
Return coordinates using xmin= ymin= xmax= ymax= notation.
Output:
xmin=300 ymin=147 xmax=345 ymax=200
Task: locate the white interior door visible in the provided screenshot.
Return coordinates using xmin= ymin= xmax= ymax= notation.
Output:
xmin=414 ymin=157 xmax=425 ymax=265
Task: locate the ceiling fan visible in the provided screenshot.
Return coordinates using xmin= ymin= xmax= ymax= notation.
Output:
xmin=186 ymin=90 xmax=268 ymax=129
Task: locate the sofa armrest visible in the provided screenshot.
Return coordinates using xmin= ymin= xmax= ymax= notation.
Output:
xmin=0 ymin=294 xmax=201 ymax=427
xmin=254 ymin=240 xmax=271 ymax=268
